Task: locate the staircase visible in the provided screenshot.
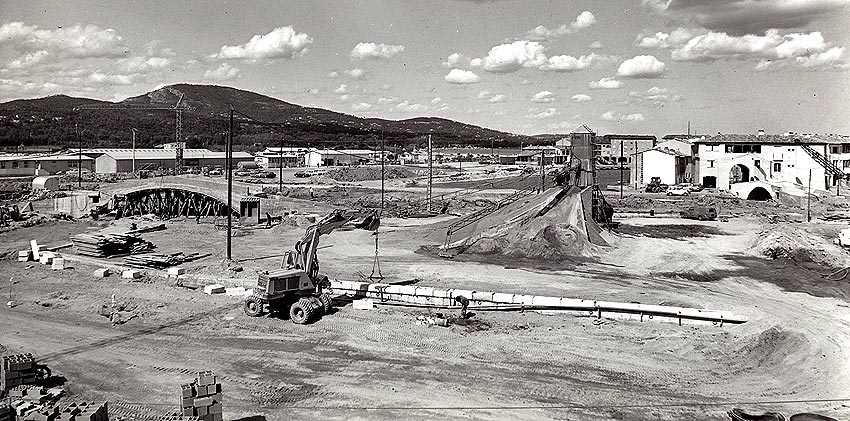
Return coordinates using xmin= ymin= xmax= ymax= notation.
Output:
xmin=799 ymin=143 xmax=847 ymax=178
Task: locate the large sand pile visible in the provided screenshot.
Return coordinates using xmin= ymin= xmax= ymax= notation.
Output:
xmin=447 ymin=186 xmax=606 ymax=260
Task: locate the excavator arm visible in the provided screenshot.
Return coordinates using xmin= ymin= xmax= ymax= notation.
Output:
xmin=288 ymin=209 xmax=380 ymax=282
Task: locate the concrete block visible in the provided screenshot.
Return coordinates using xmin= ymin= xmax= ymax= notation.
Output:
xmin=94 ymin=268 xmax=110 ymax=278
xmin=121 ymin=270 xmax=140 ymax=279
xmin=38 ymin=252 xmax=55 ymax=265
xmin=167 ymin=267 xmax=186 ymax=276
xmin=51 ymin=258 xmax=65 ymax=270
xmin=224 ymin=287 xmax=248 ymax=297
xmin=30 ymin=240 xmax=40 ymax=260
xmin=208 ymin=402 xmax=222 ymax=414
xmin=472 ymin=291 xmax=495 ymax=302
xmin=194 ymin=397 xmax=213 ymax=407
xmin=492 ymin=293 xmax=515 ymax=304
xmin=203 ymin=284 xmax=225 ymax=295
xmin=17 ymin=250 xmax=32 ymax=262
xmin=352 ymin=299 xmax=374 ymax=310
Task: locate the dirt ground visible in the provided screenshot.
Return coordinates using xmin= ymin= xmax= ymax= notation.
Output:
xmin=2 ymin=173 xmax=850 ymax=420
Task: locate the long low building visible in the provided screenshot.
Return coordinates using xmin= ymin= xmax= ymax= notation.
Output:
xmin=81 ymin=148 xmax=254 ymax=174
xmin=0 ymin=153 xmax=95 ymax=176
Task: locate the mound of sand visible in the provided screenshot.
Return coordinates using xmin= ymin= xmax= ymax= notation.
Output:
xmin=326 ymin=167 xmax=417 ymax=182
xmin=449 ymin=186 xmax=607 ymax=260
xmin=752 ymin=224 xmax=850 ymax=268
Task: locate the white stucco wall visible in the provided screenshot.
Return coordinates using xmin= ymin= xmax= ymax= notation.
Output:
xmin=641 ymin=150 xmax=677 ymax=185
xmin=697 ymin=143 xmax=828 ymax=190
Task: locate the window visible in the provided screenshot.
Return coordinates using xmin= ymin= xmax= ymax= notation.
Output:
xmin=843 ymin=145 xmax=850 ymax=153
xmin=834 ymin=160 xmax=840 ymax=168
xmin=708 ymin=160 xmax=715 ymax=168
xmin=23 ymin=161 xmax=28 ymax=168
xmin=725 ymin=144 xmax=762 ymax=153
xmin=12 ymin=162 xmax=18 ymax=169
xmin=833 ymin=146 xmax=841 ymax=154
xmin=708 ymin=145 xmax=716 ymax=152
xmin=843 ymin=160 xmax=850 ymax=169
xmin=773 ymin=162 xmax=782 ymax=173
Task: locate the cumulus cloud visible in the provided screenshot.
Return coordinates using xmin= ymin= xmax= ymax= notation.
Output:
xmin=0 ymin=22 xmax=127 ymax=68
xmin=326 ymin=71 xmax=339 ymax=78
xmin=527 ymin=107 xmax=560 ymax=119
xmin=476 ymin=40 xmax=547 ymax=73
xmin=351 ymin=102 xmax=373 ymax=112
xmin=203 ymin=63 xmax=241 ymax=81
xmin=378 ymin=96 xmax=399 ymax=104
xmin=796 ymin=47 xmax=849 ymax=69
xmin=350 ymin=42 xmax=405 ymax=60
xmin=540 ymin=53 xmax=615 ymax=72
xmin=588 ymin=77 xmax=624 ymax=89
xmin=524 ymin=11 xmax=597 ymax=41
xmin=394 ymin=100 xmax=429 ymax=113
xmin=445 ymin=68 xmax=480 ymax=84
xmin=531 ymin=90 xmax=558 ymax=103
xmin=642 ymin=0 xmax=849 ymax=35
xmin=212 ymin=26 xmax=312 ymax=60
xmin=477 ymin=90 xmax=492 ymax=99
xmin=637 ymin=28 xmax=703 ymax=49
xmin=344 ymin=68 xmax=367 ymax=80
xmin=600 ymin=111 xmax=646 ymax=122
xmin=431 ymin=97 xmax=443 ymax=105
xmin=589 ymin=41 xmax=604 ymax=49
xmin=571 ymin=93 xmax=592 ymax=102
xmin=617 ymin=55 xmax=666 ymax=78
xmin=442 ymin=52 xmax=462 ymax=68
xmin=488 ymin=94 xmax=507 ymax=103
xmin=628 ymin=86 xmax=684 ymax=105
xmin=334 ymin=84 xmax=349 ymax=94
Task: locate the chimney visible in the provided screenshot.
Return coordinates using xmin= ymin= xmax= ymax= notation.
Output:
xmin=757 ymin=129 xmax=765 ymax=137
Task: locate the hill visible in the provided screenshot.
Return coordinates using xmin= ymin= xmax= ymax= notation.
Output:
xmin=0 ymin=84 xmax=534 ymax=151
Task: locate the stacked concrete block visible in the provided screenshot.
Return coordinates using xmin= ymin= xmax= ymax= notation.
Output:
xmin=61 ymin=401 xmax=108 ymax=421
xmin=51 ymin=258 xmax=65 ymax=271
xmin=18 ymin=250 xmax=33 ymax=262
xmin=0 ymin=402 xmax=13 ymax=421
xmin=2 ymin=353 xmax=37 ymax=391
xmin=157 ymin=415 xmax=201 ymax=421
xmin=202 ymin=285 xmax=225 ymax=295
xmin=178 ymin=371 xmax=222 ymax=421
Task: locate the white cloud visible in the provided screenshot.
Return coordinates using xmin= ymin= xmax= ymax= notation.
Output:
xmin=477 ymin=40 xmax=547 ymax=73
xmin=589 ymin=41 xmax=604 ymax=49
xmin=380 ymin=84 xmax=393 ymax=91
xmin=378 ymin=96 xmax=399 ymax=104
xmin=203 ymin=63 xmax=241 ymax=81
xmin=796 ymin=47 xmax=849 ymax=69
xmin=442 ymin=52 xmax=462 ymax=68
xmin=617 ymin=55 xmax=666 ymax=78
xmin=531 ymin=90 xmax=558 ymax=103
xmin=588 ymin=77 xmax=623 ymax=89
xmin=326 ymin=71 xmax=339 ymax=78
xmin=344 ymin=68 xmax=367 ymax=80
xmin=540 ymin=53 xmax=614 ymax=72
xmin=334 ymin=84 xmax=349 ymax=94
xmin=338 ymin=94 xmax=350 ymax=102
xmin=394 ymin=100 xmax=429 ymax=113
xmin=477 ymin=90 xmax=492 ymax=99
xmin=445 ymin=68 xmax=480 ymax=84
xmin=469 ymin=58 xmax=483 ymax=67
xmin=351 ymin=102 xmax=373 ymax=112
xmin=350 ymin=42 xmax=405 ymax=60
xmin=0 ymin=22 xmax=127 ymax=68
xmin=600 ymin=111 xmax=646 ymax=122
xmin=637 ymin=28 xmax=702 ymax=49
xmin=431 ymin=97 xmax=443 ymax=105
xmin=488 ymin=94 xmax=507 ymax=103
xmin=527 ymin=107 xmax=559 ymax=119
xmin=571 ymin=93 xmax=592 ymax=102
xmin=628 ymin=86 xmax=684 ymax=105
xmin=212 ymin=26 xmax=312 ymax=60
xmin=524 ymin=11 xmax=597 ymax=41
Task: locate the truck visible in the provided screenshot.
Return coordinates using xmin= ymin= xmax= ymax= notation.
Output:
xmin=242 ymin=209 xmax=380 ymax=323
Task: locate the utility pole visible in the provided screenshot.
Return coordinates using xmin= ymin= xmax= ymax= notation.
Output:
xmin=427 ymin=134 xmax=433 ymax=213
xmin=131 ymin=128 xmax=137 ymax=174
xmin=76 ymin=124 xmax=82 ymax=188
xmin=619 ymin=140 xmax=624 ymax=199
xmin=539 ymin=148 xmax=545 ymax=192
xmin=226 ymin=108 xmax=234 ymax=261
xmin=807 ymin=169 xmax=812 ymax=222
xmin=380 ymin=131 xmax=385 ymax=210
xmin=278 ymin=137 xmax=284 ymax=194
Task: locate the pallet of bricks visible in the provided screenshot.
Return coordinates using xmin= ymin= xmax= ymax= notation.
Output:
xmin=11 ymin=400 xmax=106 ymax=421
xmin=178 ymin=371 xmax=222 ymax=421
xmin=2 ymin=353 xmax=37 ymax=391
xmin=6 ymin=384 xmax=65 ymax=420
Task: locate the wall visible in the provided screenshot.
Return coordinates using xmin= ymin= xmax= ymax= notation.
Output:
xmin=698 ymin=143 xmax=829 ymax=191
xmin=641 ymin=150 xmax=676 ymax=185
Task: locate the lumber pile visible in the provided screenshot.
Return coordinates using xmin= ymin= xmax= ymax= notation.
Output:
xmin=178 ymin=371 xmax=223 ymax=421
xmin=71 ymin=233 xmax=155 ymax=257
xmin=2 ymin=353 xmax=37 ymax=390
xmin=124 ymin=252 xmax=211 ymax=269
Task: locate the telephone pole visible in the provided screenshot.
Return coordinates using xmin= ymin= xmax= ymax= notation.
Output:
xmin=226 ymin=108 xmax=234 ymax=261
xmin=427 ymin=134 xmax=433 ymax=213
xmin=76 ymin=124 xmax=82 ymax=188
xmin=131 ymin=128 xmax=137 ymax=174
xmin=539 ymin=148 xmax=545 ymax=192
xmin=380 ymin=131 xmax=385 ymax=210
xmin=619 ymin=141 xmax=624 ymax=199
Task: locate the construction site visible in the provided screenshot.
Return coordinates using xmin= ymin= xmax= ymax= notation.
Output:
xmin=1 ymin=116 xmax=849 ymax=421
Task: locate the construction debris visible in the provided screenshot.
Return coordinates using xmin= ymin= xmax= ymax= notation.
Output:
xmin=2 ymin=353 xmax=38 ymax=390
xmin=71 ymin=233 xmax=156 ymax=257
xmin=59 ymin=401 xmax=108 ymax=421
xmin=124 ymin=252 xmax=210 ymax=269
xmin=0 ymin=402 xmax=11 ymax=421
xmin=179 ymin=371 xmax=223 ymax=421
xmin=7 ymin=385 xmax=66 ymax=419
xmin=202 ymin=284 xmax=225 ymax=295
xmin=93 ymin=268 xmax=111 ymax=278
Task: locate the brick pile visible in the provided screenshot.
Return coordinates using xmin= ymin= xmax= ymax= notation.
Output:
xmin=158 ymin=415 xmax=201 ymax=421
xmin=2 ymin=353 xmax=37 ymax=391
xmin=178 ymin=371 xmax=222 ymax=421
xmin=59 ymin=401 xmax=108 ymax=421
xmin=8 ymin=385 xmax=65 ymax=420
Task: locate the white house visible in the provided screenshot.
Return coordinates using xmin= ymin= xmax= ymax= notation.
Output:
xmin=639 ymin=148 xmax=691 ymax=186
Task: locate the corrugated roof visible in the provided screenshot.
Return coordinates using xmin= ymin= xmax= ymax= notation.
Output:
xmin=0 ymin=153 xmax=94 ymax=161
xmin=91 ymin=148 xmax=253 ymax=160
xmin=695 ymin=134 xmax=850 ymax=145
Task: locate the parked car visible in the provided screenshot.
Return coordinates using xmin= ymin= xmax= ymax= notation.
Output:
xmin=680 ymin=206 xmax=717 ymax=221
xmin=684 ymin=183 xmax=704 ymax=192
xmin=208 ymin=168 xmax=223 ymax=176
xmin=234 ymin=170 xmax=253 ymax=177
xmin=294 ymin=168 xmax=326 ymax=178
xmin=666 ymin=185 xmax=690 ymax=196
xmin=253 ymin=170 xmax=276 ymax=179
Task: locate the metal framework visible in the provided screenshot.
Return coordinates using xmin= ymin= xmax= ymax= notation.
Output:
xmin=112 ymin=188 xmax=238 ymax=220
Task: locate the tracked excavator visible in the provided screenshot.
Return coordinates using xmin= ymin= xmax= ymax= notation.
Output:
xmin=243 ymin=209 xmax=380 ymax=323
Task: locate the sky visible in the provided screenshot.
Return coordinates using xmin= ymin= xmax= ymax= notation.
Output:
xmin=0 ymin=0 xmax=849 ymax=137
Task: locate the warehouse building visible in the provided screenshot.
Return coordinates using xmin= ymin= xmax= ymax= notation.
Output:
xmin=0 ymin=153 xmax=95 ymax=176
xmin=85 ymin=148 xmax=253 ymax=174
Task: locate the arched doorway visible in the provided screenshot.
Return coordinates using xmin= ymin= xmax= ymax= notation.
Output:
xmin=747 ymin=186 xmax=772 ymax=201
xmin=730 ymin=164 xmax=750 ymax=185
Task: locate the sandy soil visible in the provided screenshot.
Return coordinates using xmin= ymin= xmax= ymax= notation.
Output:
xmin=1 ymin=182 xmax=850 ymax=420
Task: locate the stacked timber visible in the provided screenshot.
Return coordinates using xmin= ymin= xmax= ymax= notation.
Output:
xmin=124 ymin=252 xmax=211 ymax=269
xmin=71 ymin=233 xmax=155 ymax=257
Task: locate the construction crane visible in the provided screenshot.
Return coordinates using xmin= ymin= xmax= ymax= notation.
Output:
xmin=73 ymin=92 xmax=187 ymax=173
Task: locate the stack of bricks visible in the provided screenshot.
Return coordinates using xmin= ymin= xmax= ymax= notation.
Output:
xmin=8 ymin=385 xmax=65 ymax=420
xmin=0 ymin=402 xmax=13 ymax=421
xmin=2 ymin=353 xmax=37 ymax=391
xmin=178 ymin=371 xmax=222 ymax=421
xmin=157 ymin=415 xmax=201 ymax=421
xmin=60 ymin=402 xmax=108 ymax=421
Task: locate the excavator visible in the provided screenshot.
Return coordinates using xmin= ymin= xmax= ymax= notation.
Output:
xmin=243 ymin=208 xmax=380 ymax=323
